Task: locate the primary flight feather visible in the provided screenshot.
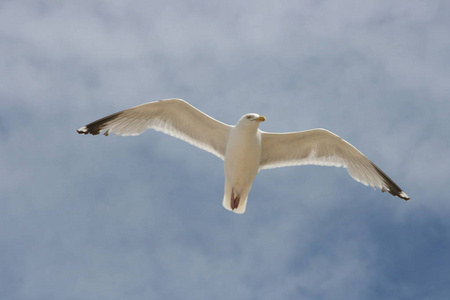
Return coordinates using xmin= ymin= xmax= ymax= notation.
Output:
xmin=77 ymin=98 xmax=409 ymax=214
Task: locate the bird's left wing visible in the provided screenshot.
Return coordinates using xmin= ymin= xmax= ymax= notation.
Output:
xmin=77 ymin=99 xmax=232 ymax=160
xmin=259 ymin=128 xmax=409 ymax=200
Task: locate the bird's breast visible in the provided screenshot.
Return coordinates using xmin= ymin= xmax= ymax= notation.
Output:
xmin=224 ymin=129 xmax=262 ymax=187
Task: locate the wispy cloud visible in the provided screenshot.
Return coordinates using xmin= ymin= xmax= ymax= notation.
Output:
xmin=0 ymin=0 xmax=449 ymax=299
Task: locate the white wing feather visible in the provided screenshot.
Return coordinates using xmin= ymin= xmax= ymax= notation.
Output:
xmin=77 ymin=99 xmax=232 ymax=160
xmin=260 ymin=128 xmax=409 ymax=200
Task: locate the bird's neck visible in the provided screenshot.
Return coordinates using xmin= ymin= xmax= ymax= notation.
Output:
xmin=234 ymin=123 xmax=259 ymax=133
xmin=228 ymin=125 xmax=261 ymax=147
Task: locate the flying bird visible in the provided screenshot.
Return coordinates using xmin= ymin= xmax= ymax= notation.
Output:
xmin=77 ymin=99 xmax=409 ymax=214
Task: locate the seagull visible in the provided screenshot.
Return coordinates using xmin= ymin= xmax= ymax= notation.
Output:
xmin=77 ymin=98 xmax=409 ymax=214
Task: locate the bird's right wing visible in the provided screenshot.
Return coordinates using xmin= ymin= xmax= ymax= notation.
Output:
xmin=77 ymin=99 xmax=232 ymax=160
xmin=260 ymin=128 xmax=409 ymax=200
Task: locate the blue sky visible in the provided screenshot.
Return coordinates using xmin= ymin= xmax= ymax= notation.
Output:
xmin=1 ymin=0 xmax=449 ymax=299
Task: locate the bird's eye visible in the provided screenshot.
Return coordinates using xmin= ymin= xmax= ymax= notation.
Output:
xmin=246 ymin=116 xmax=252 ymax=119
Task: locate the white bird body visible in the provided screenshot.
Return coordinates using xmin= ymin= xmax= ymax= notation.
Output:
xmin=223 ymin=115 xmax=264 ymax=213
xmin=77 ymin=98 xmax=409 ymax=214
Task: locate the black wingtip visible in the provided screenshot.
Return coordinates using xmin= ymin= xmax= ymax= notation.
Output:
xmin=76 ymin=128 xmax=88 ymax=134
xmin=76 ymin=111 xmax=123 ymax=136
xmin=371 ymin=162 xmax=410 ymax=201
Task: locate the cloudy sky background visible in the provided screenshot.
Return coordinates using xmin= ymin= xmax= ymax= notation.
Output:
xmin=1 ymin=0 xmax=449 ymax=299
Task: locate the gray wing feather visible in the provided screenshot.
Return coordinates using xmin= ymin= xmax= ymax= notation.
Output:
xmin=260 ymin=128 xmax=409 ymax=200
xmin=77 ymin=99 xmax=232 ymax=160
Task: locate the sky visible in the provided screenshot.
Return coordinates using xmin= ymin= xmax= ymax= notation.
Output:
xmin=1 ymin=0 xmax=449 ymax=299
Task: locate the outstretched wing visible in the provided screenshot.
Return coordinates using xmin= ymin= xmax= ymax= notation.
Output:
xmin=77 ymin=99 xmax=232 ymax=160
xmin=260 ymin=128 xmax=409 ymax=200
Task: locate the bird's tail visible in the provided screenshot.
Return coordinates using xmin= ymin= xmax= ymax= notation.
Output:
xmin=222 ymin=182 xmax=249 ymax=214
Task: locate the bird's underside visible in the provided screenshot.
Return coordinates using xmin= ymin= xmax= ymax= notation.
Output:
xmin=231 ymin=191 xmax=240 ymax=210
xmin=77 ymin=98 xmax=410 ymax=214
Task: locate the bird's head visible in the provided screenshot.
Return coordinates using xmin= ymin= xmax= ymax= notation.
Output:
xmin=237 ymin=113 xmax=266 ymax=127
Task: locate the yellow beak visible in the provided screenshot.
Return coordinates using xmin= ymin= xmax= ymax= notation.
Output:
xmin=256 ymin=116 xmax=266 ymax=122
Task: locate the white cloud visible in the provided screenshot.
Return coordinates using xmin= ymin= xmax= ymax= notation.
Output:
xmin=1 ymin=0 xmax=449 ymax=299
